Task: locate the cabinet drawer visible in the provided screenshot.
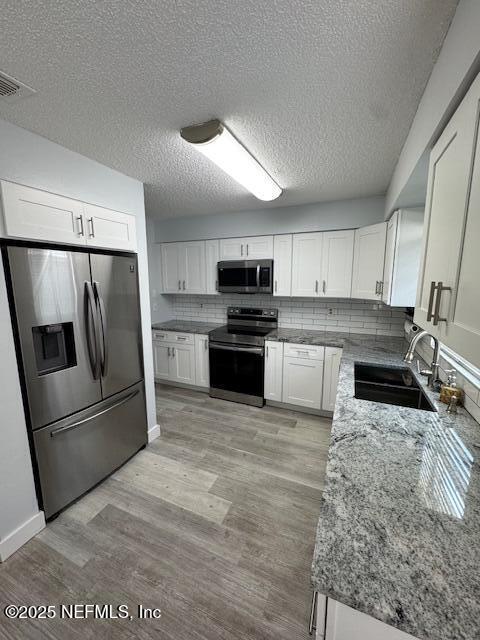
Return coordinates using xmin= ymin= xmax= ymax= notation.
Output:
xmin=284 ymin=343 xmax=324 ymax=360
xmin=152 ymin=331 xmax=194 ymax=344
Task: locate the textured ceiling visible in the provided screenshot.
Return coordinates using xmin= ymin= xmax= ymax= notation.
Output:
xmin=0 ymin=1 xmax=457 ymax=219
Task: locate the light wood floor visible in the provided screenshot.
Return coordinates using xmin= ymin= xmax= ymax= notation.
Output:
xmin=0 ymin=384 xmax=331 ymax=639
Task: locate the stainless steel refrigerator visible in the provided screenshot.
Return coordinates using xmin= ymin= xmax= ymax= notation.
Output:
xmin=4 ymin=244 xmax=147 ymax=519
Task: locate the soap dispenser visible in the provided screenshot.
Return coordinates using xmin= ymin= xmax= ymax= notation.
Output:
xmin=439 ymin=369 xmax=463 ymax=406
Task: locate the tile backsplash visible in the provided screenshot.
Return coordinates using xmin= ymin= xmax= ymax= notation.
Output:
xmin=169 ymin=294 xmax=406 ymax=336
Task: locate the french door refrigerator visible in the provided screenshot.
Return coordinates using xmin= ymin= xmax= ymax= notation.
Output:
xmin=4 ymin=244 xmax=147 ymax=519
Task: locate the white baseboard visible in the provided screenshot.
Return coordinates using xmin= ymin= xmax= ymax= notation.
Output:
xmin=147 ymin=423 xmax=161 ymax=443
xmin=0 ymin=511 xmax=46 ymax=562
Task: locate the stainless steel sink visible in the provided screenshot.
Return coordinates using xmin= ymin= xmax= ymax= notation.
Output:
xmin=354 ymin=363 xmax=436 ymax=412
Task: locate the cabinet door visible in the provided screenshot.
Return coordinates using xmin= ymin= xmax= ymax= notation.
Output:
xmin=205 ymin=240 xmax=220 ymax=294
xmin=84 ymin=203 xmax=137 ymax=251
xmin=179 ymin=241 xmax=206 ymax=293
xmin=0 ymin=181 xmax=86 ymax=245
xmin=194 ymin=334 xmax=210 ymax=387
xmin=219 ymin=237 xmax=245 ymax=260
xmin=382 ymin=213 xmax=398 ymax=305
xmin=442 ymin=90 xmax=480 ymax=366
xmin=161 ymin=243 xmax=181 ymax=293
xmin=264 ymin=341 xmax=284 ymax=401
xmin=322 ymin=348 xmax=342 ymax=412
xmin=171 ymin=344 xmax=196 ymax=384
xmin=153 ymin=342 xmax=171 ymax=379
xmin=351 ymin=222 xmax=387 ymax=300
xmin=291 ymin=232 xmax=323 ymax=297
xmin=414 ymin=73 xmax=480 ymax=340
xmin=282 ymin=355 xmax=324 ymax=409
xmin=321 ymin=230 xmax=354 ymax=297
xmin=325 ymin=598 xmax=417 ymax=640
xmin=244 ymin=235 xmax=274 ymax=259
xmin=273 ymin=235 xmax=292 ymax=296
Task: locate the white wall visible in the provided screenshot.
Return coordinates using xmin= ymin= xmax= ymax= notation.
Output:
xmin=153 ymin=196 xmax=385 ymax=243
xmin=0 ymin=117 xmax=157 ymax=557
xmin=386 ymin=0 xmax=480 ymax=215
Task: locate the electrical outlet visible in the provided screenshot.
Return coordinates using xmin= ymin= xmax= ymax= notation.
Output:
xmin=327 ymin=308 xmax=336 ymax=315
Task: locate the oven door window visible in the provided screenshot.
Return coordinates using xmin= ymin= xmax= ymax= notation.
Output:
xmin=209 ymin=344 xmax=264 ymax=397
xmin=218 ymin=266 xmax=258 ymax=288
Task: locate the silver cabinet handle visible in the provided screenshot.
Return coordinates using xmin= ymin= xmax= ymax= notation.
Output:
xmin=322 ymin=280 xmax=326 ymax=294
xmin=274 ymin=280 xmax=278 ymax=293
xmin=240 ymin=244 xmax=244 ymax=257
xmin=215 ymin=280 xmax=218 ymax=291
xmin=256 ymin=264 xmax=260 ymax=288
xmin=176 ymin=336 xmax=187 ymax=341
xmin=375 ymin=280 xmax=381 ymax=295
xmin=88 ymin=217 xmax=95 ymax=238
xmin=182 ymin=280 xmax=186 ymax=290
xmin=308 ymin=591 xmax=318 ymax=635
xmin=172 ymin=348 xmax=176 ymax=358
xmin=77 ymin=215 xmax=84 ymax=236
xmin=178 ymin=280 xmax=181 ymax=291
xmin=167 ymin=347 xmax=171 ymax=357
xmin=204 ymin=339 xmax=208 ymax=351
xmin=378 ymin=281 xmax=384 ymax=296
xmin=266 ymin=346 xmax=269 ymax=358
xmin=246 ymin=244 xmax=249 ymax=256
xmin=432 ymin=281 xmax=452 ymax=326
xmin=315 ymin=280 xmax=319 ymax=294
xmin=427 ymin=281 xmax=436 ymax=322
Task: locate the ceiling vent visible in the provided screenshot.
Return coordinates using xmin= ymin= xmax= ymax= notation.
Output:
xmin=0 ymin=70 xmax=36 ymax=103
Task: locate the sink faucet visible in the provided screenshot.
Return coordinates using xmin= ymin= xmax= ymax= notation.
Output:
xmin=403 ymin=329 xmax=440 ymax=390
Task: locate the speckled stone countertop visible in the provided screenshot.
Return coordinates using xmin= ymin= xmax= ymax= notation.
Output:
xmin=307 ymin=333 xmax=480 ymax=640
xmin=151 ymin=320 xmax=222 ymax=334
xmin=267 ymin=328 xmax=346 ymax=347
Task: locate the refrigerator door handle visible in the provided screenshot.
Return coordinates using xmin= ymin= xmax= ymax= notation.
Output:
xmin=50 ymin=389 xmax=140 ymax=438
xmin=85 ymin=281 xmax=101 ymax=380
xmin=93 ymin=281 xmax=108 ymax=377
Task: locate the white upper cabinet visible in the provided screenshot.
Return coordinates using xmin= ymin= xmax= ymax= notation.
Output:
xmin=205 ymin=239 xmax=220 ymax=294
xmin=291 ymin=232 xmax=323 ymax=297
xmin=84 ymin=203 xmax=137 ymax=251
xmin=0 ymin=181 xmax=137 ymax=252
xmin=161 ymin=241 xmax=206 ymax=294
xmin=382 ymin=209 xmax=424 ymax=307
xmin=321 ymin=230 xmax=354 ymax=297
xmin=0 ymin=181 xmax=86 ymax=246
xmin=415 ymin=71 xmax=480 ymax=366
xmin=179 ymin=241 xmax=206 ymax=294
xmin=161 ymin=243 xmax=181 ymax=293
xmin=351 ymin=222 xmax=387 ymax=300
xmin=219 ymin=235 xmax=273 ymax=260
xmin=273 ymin=234 xmax=292 ymax=296
xmin=264 ymin=340 xmax=284 ymax=401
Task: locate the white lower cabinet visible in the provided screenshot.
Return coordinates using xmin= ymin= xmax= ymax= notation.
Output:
xmin=322 ymin=347 xmax=342 ymax=412
xmin=264 ymin=341 xmax=284 ymax=401
xmin=153 ymin=331 xmax=195 ymax=384
xmin=282 ymin=345 xmax=324 ymax=410
xmin=319 ymin=597 xmax=418 ymax=640
xmin=194 ymin=334 xmax=210 ymax=387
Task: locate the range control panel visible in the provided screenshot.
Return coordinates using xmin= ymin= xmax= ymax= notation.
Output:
xmin=227 ymin=307 xmax=278 ymax=319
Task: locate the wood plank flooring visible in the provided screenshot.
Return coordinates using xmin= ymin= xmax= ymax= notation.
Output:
xmin=0 ymin=384 xmax=331 ymax=639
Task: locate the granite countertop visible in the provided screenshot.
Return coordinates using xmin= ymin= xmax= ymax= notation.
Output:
xmin=267 ymin=328 xmax=345 ymax=347
xmin=151 ymin=319 xmax=222 ymax=334
xmin=309 ymin=333 xmax=480 ymax=640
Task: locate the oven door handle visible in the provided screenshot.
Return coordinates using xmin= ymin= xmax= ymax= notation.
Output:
xmin=256 ymin=264 xmax=260 ymax=289
xmin=209 ymin=343 xmax=264 ymax=355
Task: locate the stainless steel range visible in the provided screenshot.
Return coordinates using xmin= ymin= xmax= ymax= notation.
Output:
xmin=209 ymin=307 xmax=278 ymax=407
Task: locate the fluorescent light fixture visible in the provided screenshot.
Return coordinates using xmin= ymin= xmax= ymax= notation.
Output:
xmin=180 ymin=119 xmax=282 ymax=201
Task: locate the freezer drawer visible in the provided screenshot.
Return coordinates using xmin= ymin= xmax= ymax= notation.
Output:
xmin=33 ymin=382 xmax=147 ymax=519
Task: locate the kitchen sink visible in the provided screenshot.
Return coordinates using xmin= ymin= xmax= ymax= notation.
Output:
xmin=354 ymin=363 xmax=436 ymax=412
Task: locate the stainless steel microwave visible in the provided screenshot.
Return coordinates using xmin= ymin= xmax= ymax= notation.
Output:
xmin=217 ymin=260 xmax=273 ymax=294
